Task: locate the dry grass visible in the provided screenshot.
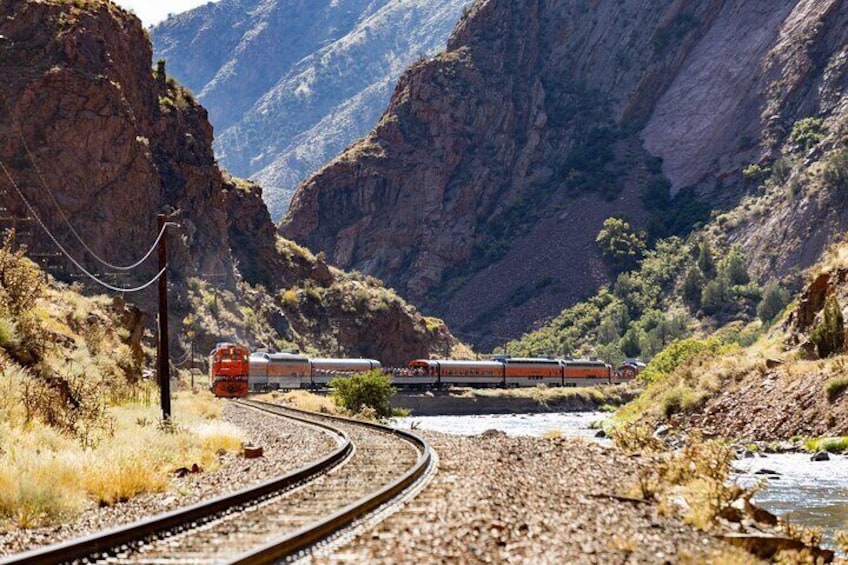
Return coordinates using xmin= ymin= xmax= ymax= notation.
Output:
xmin=0 ymin=391 xmax=244 ymax=527
xmin=466 ymin=383 xmax=632 ymax=406
xmin=621 ymin=437 xmax=743 ymax=532
xmin=0 ymin=424 xmax=86 ymax=527
xmin=257 ymin=390 xmax=344 ymax=415
xmin=615 ymin=345 xmax=763 ymax=426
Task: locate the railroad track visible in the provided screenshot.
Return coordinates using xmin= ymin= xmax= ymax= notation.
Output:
xmin=1 ymin=400 xmax=433 ymax=564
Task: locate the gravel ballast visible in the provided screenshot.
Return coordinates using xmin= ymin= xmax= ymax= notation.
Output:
xmin=316 ymin=431 xmax=746 ymax=564
xmin=0 ymin=402 xmax=337 ymax=556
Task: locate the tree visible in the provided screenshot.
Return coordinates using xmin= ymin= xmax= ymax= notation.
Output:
xmin=701 ymin=277 xmax=730 ymax=316
xmin=757 ymin=281 xmax=789 ymax=323
xmin=697 ymin=240 xmax=716 ymax=279
xmin=620 ymin=327 xmax=642 ymax=358
xmin=721 ymin=247 xmax=750 ymax=286
xmin=330 ymin=370 xmax=396 ymax=418
xmin=682 ymin=267 xmax=704 ymax=309
xmin=811 ymin=296 xmax=845 ymax=358
xmin=596 ymin=217 xmax=646 ymax=271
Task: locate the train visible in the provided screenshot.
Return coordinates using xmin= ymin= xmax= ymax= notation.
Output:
xmin=209 ymin=342 xmax=638 ymax=398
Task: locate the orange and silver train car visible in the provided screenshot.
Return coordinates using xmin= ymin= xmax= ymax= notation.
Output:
xmin=209 ymin=342 xmax=250 ymax=398
xmin=247 ymin=352 xmax=381 ymax=391
xmin=406 ymin=357 xmax=617 ymax=388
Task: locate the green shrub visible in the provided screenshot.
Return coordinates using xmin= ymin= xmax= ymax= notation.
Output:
xmin=825 ymin=376 xmax=848 ymax=403
xmin=639 ymin=338 xmax=722 ymax=383
xmin=596 ymin=217 xmax=646 ymax=271
xmin=757 ymin=281 xmax=789 ymax=323
xmin=789 ymin=117 xmax=826 ymax=150
xmin=661 ymin=386 xmax=707 ymax=419
xmin=0 ymin=316 xmax=19 ymax=350
xmin=682 ymin=267 xmax=704 ymax=308
xmin=822 ymin=149 xmax=848 ymax=194
xmin=811 ymin=295 xmax=845 ymax=358
xmin=804 ymin=436 xmax=848 ymax=453
xmin=742 ymin=163 xmax=768 ymax=183
xmin=330 ymin=370 xmax=395 ymax=419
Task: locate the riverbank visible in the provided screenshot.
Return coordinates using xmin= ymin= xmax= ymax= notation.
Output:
xmin=314 ymin=431 xmax=763 ymax=564
xmin=391 ymin=383 xmax=640 ymax=416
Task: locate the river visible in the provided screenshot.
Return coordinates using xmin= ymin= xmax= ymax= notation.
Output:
xmin=392 ymin=412 xmax=848 ymax=549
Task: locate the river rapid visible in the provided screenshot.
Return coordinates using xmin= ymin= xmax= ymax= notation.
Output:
xmin=392 ymin=412 xmax=848 ymax=549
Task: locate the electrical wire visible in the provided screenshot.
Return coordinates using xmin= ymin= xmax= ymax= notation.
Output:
xmin=15 ymin=126 xmax=168 ymax=271
xmin=0 ymin=160 xmax=169 ymax=293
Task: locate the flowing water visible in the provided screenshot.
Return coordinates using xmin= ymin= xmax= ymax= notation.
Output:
xmin=392 ymin=412 xmax=848 ymax=548
xmin=734 ymin=453 xmax=848 ymax=547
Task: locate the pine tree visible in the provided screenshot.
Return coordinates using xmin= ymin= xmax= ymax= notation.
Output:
xmin=682 ymin=267 xmax=704 ymax=308
xmin=697 ymin=240 xmax=716 ymax=279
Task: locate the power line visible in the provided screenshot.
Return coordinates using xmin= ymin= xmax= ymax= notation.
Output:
xmin=15 ymin=125 xmax=169 ymax=271
xmin=0 ymin=160 xmax=169 ymax=293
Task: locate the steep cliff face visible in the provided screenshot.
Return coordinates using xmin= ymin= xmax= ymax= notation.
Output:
xmin=151 ymin=0 xmax=471 ymax=217
xmin=0 ymin=0 xmax=460 ymax=364
xmin=0 ymin=0 xmax=232 ymax=289
xmin=281 ymin=0 xmax=848 ymax=349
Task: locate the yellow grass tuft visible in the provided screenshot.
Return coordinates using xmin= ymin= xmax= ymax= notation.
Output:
xmin=173 ymin=390 xmax=223 ymax=420
xmin=188 ymin=421 xmax=246 ymax=456
xmin=0 ymin=431 xmax=86 ymax=527
xmin=82 ymin=443 xmax=167 ymax=506
xmin=260 ymin=390 xmax=344 ymax=415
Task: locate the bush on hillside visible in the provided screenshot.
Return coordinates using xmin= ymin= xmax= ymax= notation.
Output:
xmin=0 ymin=232 xmax=47 ymax=362
xmin=825 ymin=376 xmax=848 ymax=403
xmin=596 ymin=217 xmax=646 ymax=272
xmin=811 ymin=295 xmax=845 ymax=358
xmin=330 ymin=370 xmax=395 ymax=419
xmin=638 ymin=338 xmax=723 ymax=383
xmin=789 ymin=117 xmax=826 ymax=150
xmin=757 ymin=281 xmax=790 ymax=323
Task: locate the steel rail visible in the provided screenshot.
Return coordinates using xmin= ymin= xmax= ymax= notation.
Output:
xmin=231 ymin=399 xmax=434 ymax=564
xmin=0 ymin=409 xmax=351 ymax=565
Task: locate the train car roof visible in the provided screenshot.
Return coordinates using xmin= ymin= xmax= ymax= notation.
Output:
xmin=505 ymin=357 xmax=561 ymax=364
xmin=310 ymin=358 xmax=380 ymax=364
xmin=411 ymin=360 xmax=504 ymax=368
xmin=264 ymin=352 xmax=309 ymax=362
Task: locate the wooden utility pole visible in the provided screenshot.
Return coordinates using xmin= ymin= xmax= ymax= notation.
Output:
xmin=157 ymin=214 xmax=171 ymax=421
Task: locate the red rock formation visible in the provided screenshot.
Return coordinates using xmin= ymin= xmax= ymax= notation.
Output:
xmin=0 ymin=0 xmax=461 ymax=363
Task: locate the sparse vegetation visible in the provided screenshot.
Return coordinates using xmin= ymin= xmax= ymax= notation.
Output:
xmin=825 ymin=375 xmax=848 ymax=402
xmin=803 ymin=436 xmax=848 ymax=453
xmin=789 ymin=117 xmax=826 ymax=150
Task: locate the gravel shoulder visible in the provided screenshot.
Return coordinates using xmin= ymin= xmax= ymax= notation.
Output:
xmin=317 ymin=431 xmax=751 ymax=564
xmin=0 ymin=402 xmax=337 ymax=556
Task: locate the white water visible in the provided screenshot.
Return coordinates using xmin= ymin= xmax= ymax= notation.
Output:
xmin=734 ymin=453 xmax=848 ymax=547
xmin=392 ymin=411 xmax=609 ymax=441
xmin=393 ymin=412 xmax=848 ymax=548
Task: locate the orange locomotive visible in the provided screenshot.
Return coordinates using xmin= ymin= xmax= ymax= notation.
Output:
xmin=209 ymin=342 xmax=250 ymax=398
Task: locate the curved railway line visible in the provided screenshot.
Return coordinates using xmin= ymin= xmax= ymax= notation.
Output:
xmin=0 ymin=400 xmax=434 ymax=565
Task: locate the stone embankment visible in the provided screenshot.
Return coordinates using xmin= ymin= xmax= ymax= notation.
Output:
xmin=392 ymin=386 xmax=640 ymax=416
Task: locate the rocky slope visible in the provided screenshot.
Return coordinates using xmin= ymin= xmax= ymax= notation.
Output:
xmin=151 ymin=0 xmax=471 ymax=217
xmin=281 ymin=0 xmax=848 ymax=351
xmin=0 ymin=0 xmax=459 ymax=364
